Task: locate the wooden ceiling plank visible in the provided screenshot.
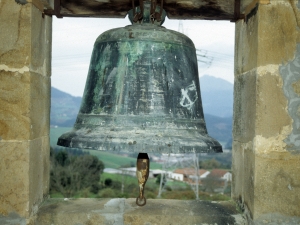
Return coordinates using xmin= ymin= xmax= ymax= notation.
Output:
xmin=44 ymin=0 xmax=236 ymax=20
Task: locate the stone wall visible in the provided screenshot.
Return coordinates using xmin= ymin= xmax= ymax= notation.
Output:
xmin=0 ymin=0 xmax=52 ymax=218
xmin=233 ymin=0 xmax=300 ymax=222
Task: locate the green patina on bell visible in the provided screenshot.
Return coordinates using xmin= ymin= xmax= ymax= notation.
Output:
xmin=57 ymin=1 xmax=222 ymax=154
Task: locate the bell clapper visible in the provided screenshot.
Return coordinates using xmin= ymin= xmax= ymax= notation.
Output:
xmin=136 ymin=153 xmax=149 ymax=206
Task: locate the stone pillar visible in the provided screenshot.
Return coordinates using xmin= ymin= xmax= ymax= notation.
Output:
xmin=233 ymin=0 xmax=300 ymax=222
xmin=0 ymin=0 xmax=52 ymax=219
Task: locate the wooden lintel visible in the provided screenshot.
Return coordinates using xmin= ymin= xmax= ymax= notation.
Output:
xmin=43 ymin=0 xmax=236 ymax=21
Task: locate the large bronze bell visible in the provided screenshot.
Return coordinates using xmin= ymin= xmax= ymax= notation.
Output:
xmin=57 ymin=0 xmax=222 ymax=206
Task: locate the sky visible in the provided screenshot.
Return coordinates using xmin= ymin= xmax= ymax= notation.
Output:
xmin=52 ymin=17 xmax=235 ymax=97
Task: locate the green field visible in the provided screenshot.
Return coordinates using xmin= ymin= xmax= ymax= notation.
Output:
xmin=50 ymin=127 xmax=162 ymax=169
xmin=51 ymin=172 xmax=231 ymax=201
xmin=87 ymin=150 xmax=162 ymax=169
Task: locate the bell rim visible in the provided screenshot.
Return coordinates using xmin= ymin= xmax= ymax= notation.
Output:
xmin=57 ymin=130 xmax=223 ymax=154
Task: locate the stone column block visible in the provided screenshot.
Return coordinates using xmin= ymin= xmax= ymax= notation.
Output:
xmin=0 ymin=137 xmax=50 ymax=217
xmin=233 ymin=0 xmax=300 ymax=221
xmin=255 ymin=153 xmax=300 ymax=217
xmin=0 ymin=141 xmax=30 ymax=217
xmin=0 ymin=71 xmax=50 ymax=141
xmin=0 ymin=0 xmax=52 ymax=219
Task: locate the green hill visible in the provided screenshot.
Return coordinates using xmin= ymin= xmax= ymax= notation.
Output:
xmin=50 ymin=87 xmax=81 ymax=127
xmin=200 ymin=75 xmax=233 ymax=118
xmin=204 ymin=114 xmax=232 ymax=144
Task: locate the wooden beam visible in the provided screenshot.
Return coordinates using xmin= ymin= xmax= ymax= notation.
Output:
xmin=44 ymin=0 xmax=236 ymax=20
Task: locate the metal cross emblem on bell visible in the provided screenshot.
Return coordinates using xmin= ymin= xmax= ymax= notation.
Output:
xmin=57 ymin=0 xmax=222 ymax=206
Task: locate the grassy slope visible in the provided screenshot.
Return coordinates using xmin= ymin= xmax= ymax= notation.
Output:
xmin=51 ymin=172 xmax=230 ymax=201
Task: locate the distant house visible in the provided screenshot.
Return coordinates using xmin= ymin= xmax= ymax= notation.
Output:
xmin=151 ymin=169 xmax=170 ymax=178
xmin=169 ymin=172 xmax=184 ymax=181
xmin=208 ymin=169 xmax=232 ymax=182
xmin=119 ymin=167 xmax=154 ymax=178
xmin=172 ymin=168 xmax=209 ymax=183
xmin=103 ymin=168 xmax=122 ymax=174
xmin=120 ymin=167 xmax=137 ymax=177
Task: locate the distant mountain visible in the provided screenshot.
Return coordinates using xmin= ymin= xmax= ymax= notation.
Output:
xmin=199 ymin=75 xmax=233 ymax=118
xmin=50 ymin=87 xmax=82 ymax=127
xmin=204 ymin=114 xmax=232 ymax=144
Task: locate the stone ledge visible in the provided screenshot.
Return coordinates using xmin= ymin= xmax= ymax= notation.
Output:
xmin=32 ymin=198 xmax=245 ymax=225
xmin=249 ymin=213 xmax=300 ymax=225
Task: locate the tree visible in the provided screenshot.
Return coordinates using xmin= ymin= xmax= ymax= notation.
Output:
xmin=90 ymin=183 xmax=101 ymax=194
xmin=202 ymin=173 xmax=221 ymax=193
xmin=55 ymin=150 xmax=69 ymax=167
xmin=105 ymin=178 xmax=113 ymax=187
xmin=199 ymin=158 xmax=221 ymax=170
xmin=156 ymin=174 xmax=166 ymax=187
xmin=72 ymin=154 xmax=104 ymax=189
xmin=50 ymin=148 xmax=104 ymax=197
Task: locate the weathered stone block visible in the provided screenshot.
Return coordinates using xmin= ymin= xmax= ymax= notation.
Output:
xmin=41 ymin=137 xmax=50 ymax=195
xmin=0 ymin=0 xmax=52 ymax=221
xmin=0 ymin=141 xmax=30 ymax=217
xmin=236 ymin=1 xmax=299 ymax=75
xmin=0 ymin=71 xmax=31 ymax=140
xmin=243 ymin=147 xmax=255 ymax=217
xmin=233 ymin=2 xmax=300 ymax=221
xmin=0 ymin=0 xmax=52 ymax=76
xmin=0 ymin=0 xmax=31 ymax=68
xmin=232 ymin=140 xmax=255 ymax=219
xmin=254 ymin=153 xmax=300 ymax=219
xmin=257 ymin=2 xmax=297 ymax=66
xmin=231 ymin=141 xmax=244 ymax=205
xmin=0 ymin=138 xmax=49 ymax=218
xmin=30 ymin=72 xmax=50 ymax=139
xmin=255 ymin=69 xmax=291 ymax=140
xmin=234 ymin=14 xmax=258 ymax=75
xmin=30 ymin=7 xmax=52 ymax=77
xmin=0 ymin=71 xmax=50 ymax=140
xmin=233 ymin=70 xmax=257 ymax=143
xmin=29 ymin=136 xmax=50 ymax=215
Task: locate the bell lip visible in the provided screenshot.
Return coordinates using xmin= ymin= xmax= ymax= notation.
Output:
xmin=57 ymin=130 xmax=223 ymax=154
